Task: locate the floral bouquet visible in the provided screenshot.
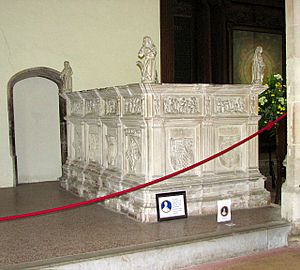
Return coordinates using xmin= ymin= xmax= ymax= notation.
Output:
xmin=258 ymin=74 xmax=287 ymax=133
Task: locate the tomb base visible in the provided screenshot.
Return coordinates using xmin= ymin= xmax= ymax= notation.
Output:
xmin=60 ymin=83 xmax=270 ymax=222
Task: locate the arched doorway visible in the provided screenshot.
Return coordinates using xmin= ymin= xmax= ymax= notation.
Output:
xmin=7 ymin=67 xmax=67 ymax=185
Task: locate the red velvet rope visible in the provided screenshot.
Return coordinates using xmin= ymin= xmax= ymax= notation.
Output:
xmin=0 ymin=113 xmax=287 ymax=222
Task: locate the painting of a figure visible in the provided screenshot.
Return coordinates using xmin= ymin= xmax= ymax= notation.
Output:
xmin=232 ymin=30 xmax=282 ymax=84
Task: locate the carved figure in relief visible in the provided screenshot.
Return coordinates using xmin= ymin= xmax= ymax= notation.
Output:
xmin=251 ymin=46 xmax=265 ymax=85
xmin=106 ymin=135 xmax=117 ymax=166
xmin=105 ymin=99 xmax=117 ymax=115
xmin=137 ymin=36 xmax=158 ymax=83
xmin=60 ymin=61 xmax=73 ymax=92
xmin=170 ymin=137 xmax=194 ymax=170
xmin=125 ymin=97 xmax=142 ymax=114
xmin=126 ymin=136 xmax=141 ymax=172
xmin=86 ymin=100 xmax=98 ymax=115
xmin=154 ymin=96 xmax=160 ymax=115
xmin=164 ymin=96 xmax=199 ymax=114
xmin=216 ymin=97 xmax=246 ymax=114
xmin=88 ymin=133 xmax=98 ymax=162
xmin=72 ymin=128 xmax=81 ymax=160
xmin=250 ymin=95 xmax=256 ymax=115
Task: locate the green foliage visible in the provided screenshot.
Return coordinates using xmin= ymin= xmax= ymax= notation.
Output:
xmin=258 ymin=74 xmax=287 ymax=133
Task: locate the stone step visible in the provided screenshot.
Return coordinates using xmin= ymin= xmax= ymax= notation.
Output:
xmin=8 ymin=215 xmax=290 ymax=270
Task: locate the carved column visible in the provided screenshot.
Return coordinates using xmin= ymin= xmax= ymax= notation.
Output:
xmin=152 ymin=118 xmax=165 ymax=178
xmin=247 ymin=118 xmax=260 ymax=173
xmin=202 ymin=120 xmax=214 ymax=174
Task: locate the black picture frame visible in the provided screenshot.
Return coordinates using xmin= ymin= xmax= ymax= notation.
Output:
xmin=156 ymin=191 xmax=188 ymax=222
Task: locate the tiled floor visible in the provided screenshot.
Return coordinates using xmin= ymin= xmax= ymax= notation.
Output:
xmin=183 ymin=246 xmax=300 ymax=270
xmin=0 ymin=181 xmax=291 ymax=269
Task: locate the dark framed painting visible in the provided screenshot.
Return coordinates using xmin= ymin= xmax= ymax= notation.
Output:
xmin=232 ymin=30 xmax=283 ymax=84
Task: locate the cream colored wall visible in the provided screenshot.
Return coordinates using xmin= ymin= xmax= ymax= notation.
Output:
xmin=0 ymin=0 xmax=160 ymax=187
xmin=14 ymin=78 xmax=62 ymax=183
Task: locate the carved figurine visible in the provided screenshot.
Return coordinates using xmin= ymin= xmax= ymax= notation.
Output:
xmin=251 ymin=46 xmax=265 ymax=85
xmin=106 ymin=135 xmax=117 ymax=166
xmin=60 ymin=61 xmax=73 ymax=92
xmin=137 ymin=36 xmax=158 ymax=83
xmin=250 ymin=94 xmax=256 ymax=115
xmin=88 ymin=133 xmax=98 ymax=162
xmin=126 ymin=136 xmax=141 ymax=172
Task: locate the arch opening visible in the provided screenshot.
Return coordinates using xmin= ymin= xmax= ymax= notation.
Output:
xmin=7 ymin=67 xmax=67 ymax=185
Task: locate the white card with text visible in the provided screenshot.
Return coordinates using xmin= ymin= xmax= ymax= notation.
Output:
xmin=217 ymin=199 xmax=231 ymax=223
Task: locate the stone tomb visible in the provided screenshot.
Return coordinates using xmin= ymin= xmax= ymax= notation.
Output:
xmin=60 ymin=83 xmax=269 ymax=222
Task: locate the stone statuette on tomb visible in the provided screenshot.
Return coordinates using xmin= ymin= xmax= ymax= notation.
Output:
xmin=136 ymin=36 xmax=158 ymax=84
xmin=60 ymin=61 xmax=73 ymax=92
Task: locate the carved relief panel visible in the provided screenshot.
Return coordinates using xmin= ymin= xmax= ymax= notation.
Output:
xmin=124 ymin=97 xmax=143 ymax=115
xmin=249 ymin=94 xmax=257 ymax=115
xmin=214 ymin=96 xmax=247 ymax=115
xmin=70 ymin=99 xmax=84 ymax=116
xmin=153 ymin=95 xmax=161 ymax=116
xmin=124 ymin=128 xmax=142 ymax=173
xmin=215 ymin=126 xmax=243 ymax=172
xmin=163 ymin=96 xmax=201 ymax=115
xmin=166 ymin=127 xmax=196 ymax=173
xmin=104 ymin=126 xmax=118 ymax=167
xmin=88 ymin=125 xmax=99 ymax=163
xmin=72 ymin=125 xmax=82 ymax=160
xmin=85 ymin=99 xmax=100 ymax=116
xmin=105 ymin=98 xmax=118 ymax=116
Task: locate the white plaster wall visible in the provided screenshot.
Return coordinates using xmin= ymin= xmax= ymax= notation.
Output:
xmin=0 ymin=0 xmax=160 ymax=187
xmin=14 ymin=77 xmax=61 ymax=183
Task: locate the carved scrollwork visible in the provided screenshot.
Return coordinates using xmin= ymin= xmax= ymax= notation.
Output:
xmin=205 ymin=96 xmax=211 ymax=116
xmin=125 ymin=128 xmax=141 ymax=136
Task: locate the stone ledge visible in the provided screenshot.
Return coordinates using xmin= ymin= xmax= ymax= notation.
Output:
xmin=6 ymin=217 xmax=290 ymax=270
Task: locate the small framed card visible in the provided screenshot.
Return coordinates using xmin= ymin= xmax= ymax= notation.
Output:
xmin=156 ymin=191 xmax=187 ymax=222
xmin=217 ymin=199 xmax=232 ymax=223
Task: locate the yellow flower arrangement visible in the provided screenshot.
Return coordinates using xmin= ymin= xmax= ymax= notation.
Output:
xmin=258 ymin=74 xmax=287 ymax=131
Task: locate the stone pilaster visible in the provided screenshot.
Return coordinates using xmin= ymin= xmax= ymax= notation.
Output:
xmin=281 ymin=0 xmax=300 ymax=233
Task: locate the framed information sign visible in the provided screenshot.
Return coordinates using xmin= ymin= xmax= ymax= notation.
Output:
xmin=156 ymin=191 xmax=187 ymax=222
xmin=217 ymin=199 xmax=232 ymax=223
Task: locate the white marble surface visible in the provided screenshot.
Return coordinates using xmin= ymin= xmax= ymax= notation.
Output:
xmin=60 ymin=83 xmax=269 ymax=222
